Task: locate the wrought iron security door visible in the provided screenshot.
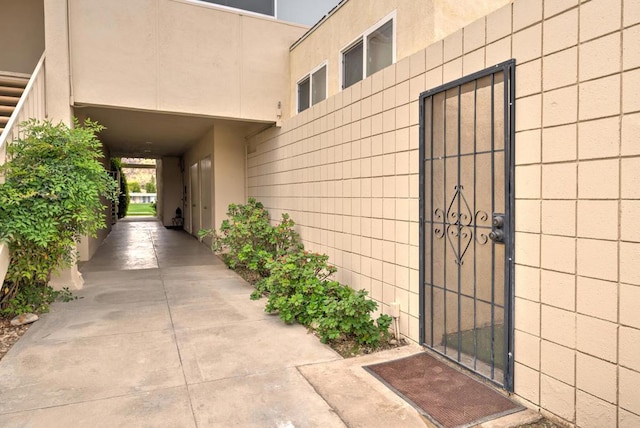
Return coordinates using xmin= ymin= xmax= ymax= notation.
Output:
xmin=419 ymin=60 xmax=515 ymax=390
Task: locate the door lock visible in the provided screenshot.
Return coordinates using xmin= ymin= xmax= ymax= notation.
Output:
xmin=489 ymin=213 xmax=505 ymax=243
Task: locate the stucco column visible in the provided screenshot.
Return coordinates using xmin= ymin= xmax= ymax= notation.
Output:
xmin=44 ymin=0 xmax=72 ymax=124
xmin=44 ymin=0 xmax=83 ymax=290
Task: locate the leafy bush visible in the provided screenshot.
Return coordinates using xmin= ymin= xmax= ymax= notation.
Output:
xmin=145 ymin=181 xmax=156 ymax=193
xmin=254 ymin=250 xmax=391 ymax=346
xmin=200 ymin=198 xmax=301 ymax=276
xmin=0 ymin=118 xmax=117 ymax=315
xmin=205 ymin=199 xmax=392 ymax=348
xmin=110 ymin=158 xmax=129 ymax=219
xmin=128 ymin=181 xmax=141 ymax=193
xmin=317 ymin=288 xmax=392 ymax=346
xmin=252 ymin=251 xmax=336 ymax=322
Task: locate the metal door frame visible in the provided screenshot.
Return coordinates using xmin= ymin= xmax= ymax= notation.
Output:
xmin=418 ymin=60 xmax=516 ymax=390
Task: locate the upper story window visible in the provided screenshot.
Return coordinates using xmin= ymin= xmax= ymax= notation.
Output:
xmin=298 ymin=63 xmax=327 ymax=113
xmin=198 ymin=0 xmax=274 ymax=17
xmin=341 ymin=13 xmax=396 ymax=89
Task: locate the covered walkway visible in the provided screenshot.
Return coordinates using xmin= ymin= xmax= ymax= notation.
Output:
xmin=0 ymin=220 xmax=426 ymax=427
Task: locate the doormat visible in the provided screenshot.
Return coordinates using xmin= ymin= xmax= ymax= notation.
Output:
xmin=364 ymin=352 xmax=523 ymax=428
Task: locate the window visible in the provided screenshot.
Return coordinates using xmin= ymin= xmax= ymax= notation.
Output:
xmin=298 ymin=77 xmax=310 ymax=112
xmin=198 ymin=0 xmax=274 ymax=17
xmin=341 ymin=14 xmax=395 ymax=89
xmin=367 ymin=20 xmax=393 ymax=77
xmin=343 ymin=42 xmax=363 ymax=90
xmin=297 ymin=63 xmax=327 ymax=113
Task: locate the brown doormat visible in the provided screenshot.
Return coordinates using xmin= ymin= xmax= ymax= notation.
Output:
xmin=364 ymin=352 xmax=523 ymax=428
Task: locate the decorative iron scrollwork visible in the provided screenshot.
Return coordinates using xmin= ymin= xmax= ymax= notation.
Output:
xmin=433 ymin=185 xmax=489 ymax=265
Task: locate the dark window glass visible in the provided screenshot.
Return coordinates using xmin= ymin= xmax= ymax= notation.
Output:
xmin=298 ymin=77 xmax=310 ymax=112
xmin=343 ymin=40 xmax=363 ymax=89
xmin=200 ymin=0 xmax=274 ymax=16
xmin=311 ymin=65 xmax=327 ymax=106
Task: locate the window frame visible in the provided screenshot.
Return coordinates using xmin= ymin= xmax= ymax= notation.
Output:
xmin=179 ymin=0 xmax=278 ymax=20
xmin=339 ymin=11 xmax=397 ymax=91
xmin=296 ymin=60 xmax=328 ymax=113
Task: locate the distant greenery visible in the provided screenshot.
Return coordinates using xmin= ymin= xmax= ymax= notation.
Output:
xmin=0 ymin=119 xmax=117 ymax=315
xmin=110 ymin=158 xmax=129 ymax=219
xmin=128 ymin=181 xmax=141 ymax=193
xmin=127 ymin=180 xmax=155 ymax=194
xmin=127 ymin=203 xmax=155 ymax=216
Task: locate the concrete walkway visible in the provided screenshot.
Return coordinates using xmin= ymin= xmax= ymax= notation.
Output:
xmin=0 ymin=219 xmax=428 ymax=427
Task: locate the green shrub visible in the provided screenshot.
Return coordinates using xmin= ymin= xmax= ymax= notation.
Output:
xmin=110 ymin=158 xmax=129 ymax=219
xmin=253 ymin=249 xmax=391 ymax=346
xmin=252 ymin=251 xmax=336 ymax=323
xmin=128 ymin=181 xmax=141 ymax=193
xmin=207 ymin=199 xmax=392 ymax=348
xmin=200 ymin=198 xmax=301 ymax=276
xmin=0 ymin=118 xmax=117 ymax=315
xmin=317 ymin=288 xmax=392 ymax=346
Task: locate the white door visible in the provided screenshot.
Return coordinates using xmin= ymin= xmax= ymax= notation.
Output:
xmin=200 ymin=156 xmax=213 ymax=244
xmin=190 ymin=162 xmax=200 ymax=236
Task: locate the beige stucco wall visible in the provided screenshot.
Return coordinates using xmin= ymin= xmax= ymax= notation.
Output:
xmin=0 ymin=0 xmax=45 ymax=74
xmin=44 ymin=0 xmax=73 ymax=125
xmin=183 ymin=127 xmax=214 ymax=235
xmin=248 ymin=0 xmax=640 ymax=426
xmin=182 ymin=121 xmax=247 ymax=236
xmin=288 ymin=0 xmax=510 ymax=117
xmin=67 ymin=0 xmax=307 ymax=123
xmin=212 ymin=123 xmax=248 ymax=227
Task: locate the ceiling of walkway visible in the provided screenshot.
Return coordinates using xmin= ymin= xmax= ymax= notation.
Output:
xmin=76 ymin=106 xmax=268 ymax=158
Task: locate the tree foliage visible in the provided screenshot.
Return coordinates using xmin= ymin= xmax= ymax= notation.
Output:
xmin=110 ymin=158 xmax=128 ymax=219
xmin=128 ymin=181 xmax=141 ymax=193
xmin=0 ymin=118 xmax=117 ymax=314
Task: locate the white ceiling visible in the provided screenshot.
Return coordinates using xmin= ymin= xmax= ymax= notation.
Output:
xmin=76 ymin=106 xmax=267 ymax=158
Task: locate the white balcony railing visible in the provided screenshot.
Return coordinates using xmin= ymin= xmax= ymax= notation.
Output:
xmin=0 ymin=53 xmax=47 ymax=286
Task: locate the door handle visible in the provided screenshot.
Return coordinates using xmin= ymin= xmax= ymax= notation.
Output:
xmin=489 ymin=213 xmax=505 ymax=243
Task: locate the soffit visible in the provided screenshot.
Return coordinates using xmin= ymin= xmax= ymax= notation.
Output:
xmin=75 ymin=106 xmax=266 ymax=158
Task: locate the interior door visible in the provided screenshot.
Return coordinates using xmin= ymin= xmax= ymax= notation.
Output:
xmin=419 ymin=60 xmax=515 ymax=390
xmin=190 ymin=162 xmax=200 ymax=237
xmin=200 ymin=156 xmax=212 ymax=245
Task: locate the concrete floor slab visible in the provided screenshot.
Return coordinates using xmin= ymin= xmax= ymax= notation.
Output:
xmin=189 ymin=368 xmax=346 ymax=428
xmin=176 ymin=319 xmax=341 ymax=383
xmin=0 ymin=219 xmax=437 ymax=427
xmin=169 ymin=301 xmax=252 ymax=330
xmin=0 ymin=386 xmax=196 ymax=428
xmin=26 ymin=301 xmax=173 ymax=341
xmin=80 ymin=267 xmax=161 ymax=283
xmin=163 ymin=279 xmax=227 ymax=305
xmin=298 ymin=345 xmax=431 ymax=428
xmin=73 ymin=279 xmax=168 ymax=306
xmin=157 ymin=255 xmax=219 ymax=268
xmin=159 ymin=265 xmax=230 ymax=282
xmin=0 ymin=329 xmax=184 ymax=413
